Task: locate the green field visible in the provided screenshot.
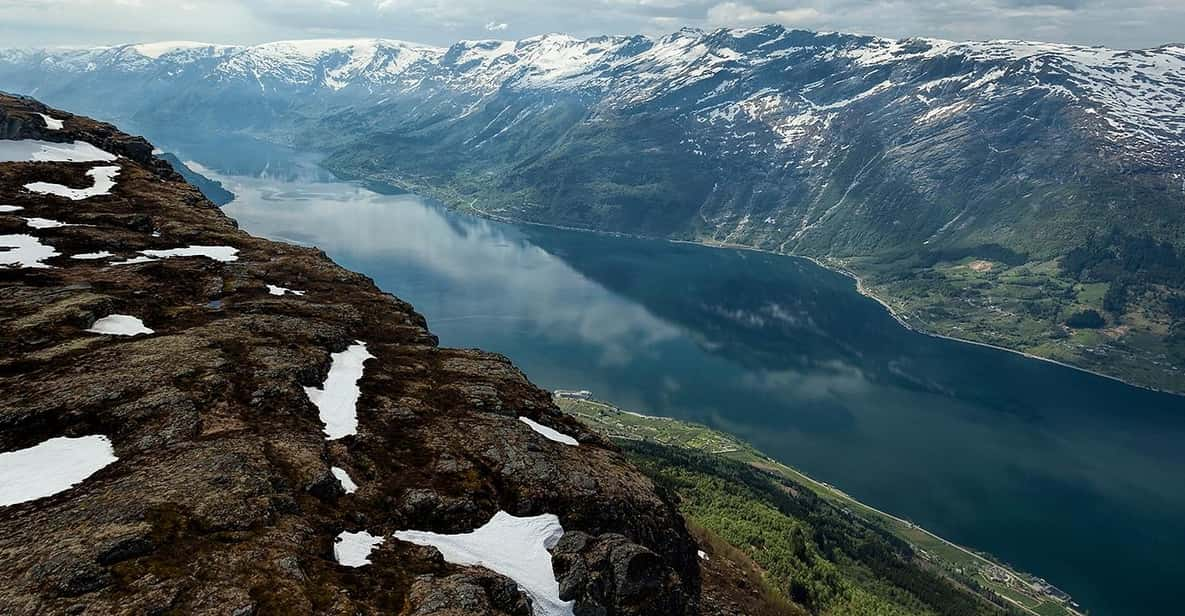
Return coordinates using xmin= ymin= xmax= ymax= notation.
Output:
xmin=846 ymin=252 xmax=1184 ymax=395
xmin=558 ymin=397 xmax=1087 ymax=616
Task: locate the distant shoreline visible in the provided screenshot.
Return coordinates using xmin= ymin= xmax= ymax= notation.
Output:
xmin=453 ymin=199 xmax=1182 ymax=399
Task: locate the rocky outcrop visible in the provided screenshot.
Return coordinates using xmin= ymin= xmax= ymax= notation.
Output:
xmin=553 ymin=532 xmax=690 ymax=616
xmin=0 ymin=94 xmax=699 ymax=615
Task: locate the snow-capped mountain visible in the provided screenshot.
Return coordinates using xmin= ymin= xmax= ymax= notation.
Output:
xmin=6 ymin=28 xmax=1180 ymax=159
xmin=2 ymin=26 xmax=1182 ymax=256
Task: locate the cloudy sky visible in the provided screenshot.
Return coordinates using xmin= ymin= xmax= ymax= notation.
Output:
xmin=0 ymin=0 xmax=1179 ymax=50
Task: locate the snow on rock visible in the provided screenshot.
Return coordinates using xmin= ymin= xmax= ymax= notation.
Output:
xmin=333 ymin=530 xmax=384 ymax=567
xmin=86 ymin=315 xmax=154 ymax=336
xmin=393 ymin=511 xmax=573 ymax=616
xmin=0 ymin=205 xmax=23 ymax=212
xmin=518 ymin=416 xmax=579 ymax=446
xmin=0 ymin=139 xmax=115 ymax=163
xmin=0 ymin=234 xmax=59 ymax=268
xmin=24 ymin=217 xmax=72 ymax=229
xmin=114 ymin=245 xmax=239 ymax=265
xmin=916 ymin=101 xmax=973 ymax=124
xmin=331 ymin=466 xmax=358 ymax=494
xmin=267 ymin=284 xmax=305 ymax=296
xmin=25 ymin=165 xmax=120 ymax=200
xmin=0 ymin=435 xmax=117 ymax=507
xmin=37 ymin=113 xmax=64 ymax=130
xmin=131 ymin=41 xmax=237 ymax=60
xmin=217 ymin=38 xmax=440 ymax=91
xmin=140 ymin=245 xmax=238 ymax=262
xmin=70 ymin=251 xmax=114 ymax=260
xmin=697 ymin=549 xmax=710 ymax=561
xmin=304 ymin=342 xmax=374 ymax=440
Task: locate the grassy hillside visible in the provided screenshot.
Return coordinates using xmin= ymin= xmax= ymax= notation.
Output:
xmin=557 ymin=398 xmax=1088 ymax=616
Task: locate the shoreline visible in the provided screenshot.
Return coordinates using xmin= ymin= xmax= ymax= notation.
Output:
xmin=454 ymin=199 xmax=1183 ymax=399
xmin=796 ymin=252 xmax=1184 ymax=398
xmin=562 ymin=397 xmax=1086 ymax=616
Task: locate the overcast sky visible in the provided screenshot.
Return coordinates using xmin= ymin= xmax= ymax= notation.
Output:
xmin=0 ymin=0 xmax=1180 ymax=50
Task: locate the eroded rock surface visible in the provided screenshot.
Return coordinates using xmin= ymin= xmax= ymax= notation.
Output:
xmin=0 ymin=94 xmax=699 ymax=615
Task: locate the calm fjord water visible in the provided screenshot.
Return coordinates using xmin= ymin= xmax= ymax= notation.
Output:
xmin=181 ymin=139 xmax=1182 ymax=616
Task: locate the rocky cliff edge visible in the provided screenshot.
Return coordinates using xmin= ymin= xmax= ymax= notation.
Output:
xmin=0 ymin=93 xmax=700 ymax=616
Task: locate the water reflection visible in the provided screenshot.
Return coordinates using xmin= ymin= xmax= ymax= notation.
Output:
xmin=201 ymin=151 xmax=1184 ymax=616
xmin=211 ymin=165 xmax=683 ymax=367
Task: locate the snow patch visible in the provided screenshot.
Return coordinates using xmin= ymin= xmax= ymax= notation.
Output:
xmin=0 ymin=205 xmax=23 ymax=213
xmin=0 ymin=139 xmax=115 ymax=163
xmin=331 ymin=466 xmax=358 ymax=493
xmin=0 ymin=234 xmax=59 ymax=268
xmin=393 ymin=511 xmax=573 ymax=616
xmin=86 ymin=314 xmax=154 ymax=336
xmin=305 ymin=342 xmax=374 ymax=440
xmin=71 ymin=251 xmax=114 ymax=260
xmin=25 ymin=217 xmax=72 ymax=229
xmin=25 ymin=165 xmax=120 ymax=200
xmin=37 ymin=113 xmax=64 ymax=130
xmin=917 ymin=101 xmax=973 ymax=124
xmin=333 ymin=530 xmax=383 ymax=567
xmin=0 ymin=435 xmax=117 ymax=507
xmin=267 ymin=284 xmax=305 ymax=296
xmin=518 ymin=416 xmax=579 ymax=446
xmin=114 ymin=245 xmax=239 ymax=265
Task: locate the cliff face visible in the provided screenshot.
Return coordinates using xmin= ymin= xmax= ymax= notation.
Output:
xmin=0 ymin=94 xmax=699 ymax=615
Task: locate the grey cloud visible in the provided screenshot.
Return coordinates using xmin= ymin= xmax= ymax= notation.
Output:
xmin=996 ymin=0 xmax=1089 ymax=9
xmin=0 ymin=0 xmax=1178 ymax=50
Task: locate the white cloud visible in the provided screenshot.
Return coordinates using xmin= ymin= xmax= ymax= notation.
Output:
xmin=485 ymin=20 xmax=509 ymax=31
xmin=706 ymin=2 xmax=823 ymax=27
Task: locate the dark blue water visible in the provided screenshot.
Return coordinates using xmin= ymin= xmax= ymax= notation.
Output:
xmin=171 ymin=137 xmax=1182 ymax=616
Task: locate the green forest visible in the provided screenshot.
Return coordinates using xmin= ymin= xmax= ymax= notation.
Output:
xmin=623 ymin=441 xmax=1023 ymax=616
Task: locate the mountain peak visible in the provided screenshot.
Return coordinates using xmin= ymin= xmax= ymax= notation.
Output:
xmin=128 ymin=41 xmax=236 ymax=59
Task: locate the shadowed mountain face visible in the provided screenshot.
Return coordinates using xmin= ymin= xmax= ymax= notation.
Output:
xmin=0 ymin=94 xmax=715 ymax=616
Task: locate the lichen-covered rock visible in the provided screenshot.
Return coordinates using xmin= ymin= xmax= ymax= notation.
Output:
xmin=404 ymin=571 xmax=533 ymax=615
xmin=553 ymin=532 xmax=690 ymax=616
xmin=0 ymin=94 xmax=699 ymax=615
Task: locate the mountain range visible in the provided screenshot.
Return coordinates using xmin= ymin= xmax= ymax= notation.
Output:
xmin=3 ymin=25 xmax=1182 ymax=391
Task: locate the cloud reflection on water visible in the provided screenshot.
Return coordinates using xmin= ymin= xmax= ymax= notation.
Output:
xmin=217 ymin=168 xmax=682 ymax=366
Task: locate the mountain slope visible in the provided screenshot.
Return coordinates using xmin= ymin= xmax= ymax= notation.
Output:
xmin=2 ymin=26 xmax=1183 ymax=391
xmin=0 ymin=94 xmax=716 ymax=615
